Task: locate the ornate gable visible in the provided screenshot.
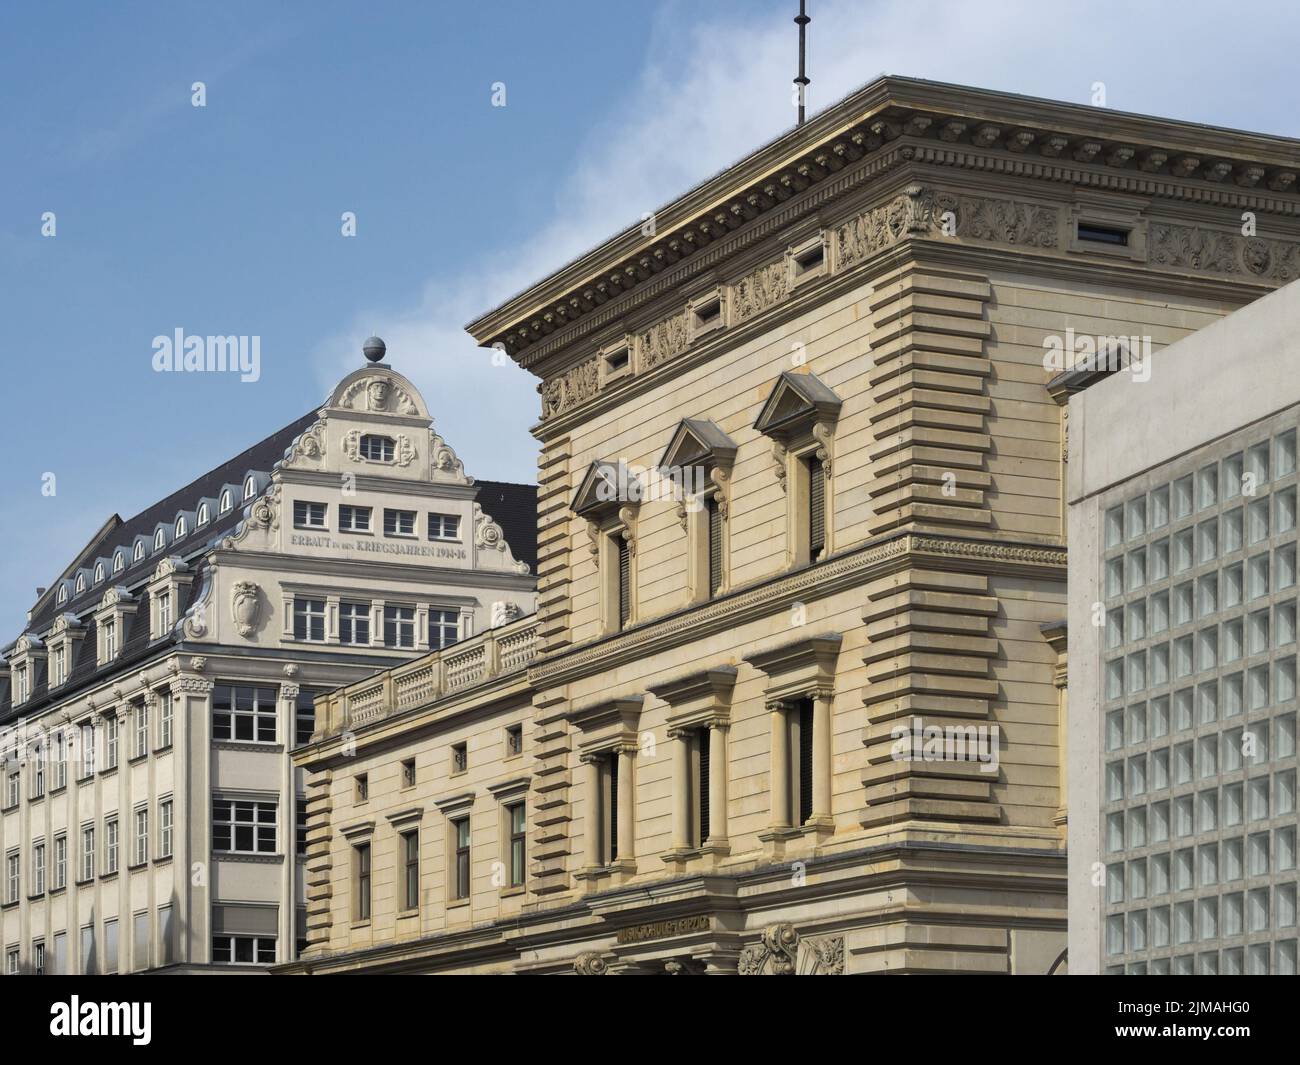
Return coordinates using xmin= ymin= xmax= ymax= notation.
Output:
xmin=753 ymin=371 xmax=842 ymax=440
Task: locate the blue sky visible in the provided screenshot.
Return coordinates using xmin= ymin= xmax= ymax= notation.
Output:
xmin=2 ymin=0 xmax=1299 ymax=640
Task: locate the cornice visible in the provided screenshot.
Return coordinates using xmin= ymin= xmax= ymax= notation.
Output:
xmin=469 ymin=76 xmax=1299 ymax=363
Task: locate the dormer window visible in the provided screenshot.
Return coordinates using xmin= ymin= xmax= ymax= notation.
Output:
xmin=94 ymin=563 xmax=104 ymax=583
xmin=175 ymin=516 xmax=187 ymax=538
xmin=154 ymin=529 xmax=166 ymax=552
xmin=197 ymin=503 xmax=210 ymax=526
xmin=57 ymin=586 xmax=67 ymax=604
xmin=130 ymin=544 xmax=142 ymax=565
xmin=359 ymin=434 xmax=395 ymax=462
xmin=103 ymin=618 xmax=117 ymax=658
xmin=244 ymin=476 xmax=257 ymax=500
xmin=75 ymin=574 xmax=85 ymax=594
xmin=219 ymin=490 xmax=233 ymax=514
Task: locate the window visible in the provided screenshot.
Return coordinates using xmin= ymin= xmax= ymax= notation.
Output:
xmin=452 ymin=818 xmax=471 ymax=900
xmin=383 ymin=508 xmax=416 ymax=536
xmin=212 ymin=800 xmax=277 ymax=854
xmin=105 ymin=716 xmax=119 ymax=770
xmin=133 ymin=808 xmax=149 ymax=866
xmin=158 ymin=590 xmax=172 ymax=633
xmin=506 ymin=724 xmax=523 ymax=758
xmin=132 ymin=912 xmax=149 ymax=972
xmin=706 ymin=495 xmax=724 ymax=597
xmin=294 ymin=690 xmax=316 ymax=746
xmin=212 ymin=935 xmax=276 ymax=965
xmin=58 ymin=585 xmax=68 ymax=604
xmin=51 ymin=645 xmax=66 ymax=686
xmin=5 ymin=852 xmax=18 ymax=904
xmin=293 ymin=598 xmax=326 ymax=641
xmin=134 ymin=703 xmax=149 ymax=759
xmin=159 ymin=905 xmax=175 ymax=966
xmin=52 ymin=931 xmax=67 ymax=975
xmin=355 ymin=774 xmax=369 ymax=802
xmin=31 ymin=941 xmax=44 ymax=976
xmin=354 ymin=843 xmax=371 ymax=921
xmin=158 ymin=691 xmax=173 ymax=749
xmin=339 ymin=601 xmax=371 ymax=645
xmin=159 ymin=799 xmax=173 ymax=859
xmin=617 ymin=533 xmax=632 ymax=630
xmin=75 ymin=573 xmax=85 ymax=593
xmin=243 ymin=475 xmax=257 ymax=500
xmin=5 ymin=765 xmax=17 ymax=809
xmin=295 ymin=805 xmax=308 ymax=858
xmin=429 ymin=609 xmax=459 ymax=650
xmin=197 ymin=502 xmax=210 ymax=526
xmin=131 ymin=543 xmax=143 ymax=564
xmin=451 ymin=742 xmax=468 ymax=774
xmin=53 ymin=835 xmax=66 ymax=891
xmin=175 ymin=516 xmax=187 ymax=538
xmin=359 ymin=435 xmax=395 ymax=462
xmin=80 ymin=925 xmax=95 ymax=974
xmin=401 ymin=830 xmax=419 ymax=911
xmin=807 ymin=455 xmax=827 ymax=563
xmin=80 ymin=826 xmax=95 ymax=883
xmin=219 ymin=490 xmax=233 ymax=514
xmin=213 ymin=685 xmax=278 ymax=743
xmin=94 ymin=563 xmax=104 ymax=582
xmin=80 ymin=722 xmax=96 ymax=778
xmin=339 ymin=505 xmax=371 ymax=532
xmin=605 ymin=753 xmax=619 ymax=863
xmin=32 ymin=842 xmax=45 ymax=895
xmin=103 ymin=919 xmax=118 ymax=974
xmin=507 ymin=803 xmax=526 ymax=888
xmin=383 ymin=605 xmax=415 ymax=648
xmin=52 ymin=731 xmax=67 ymax=790
xmin=428 ymin=513 xmax=460 ymax=540
xmin=105 ymin=817 xmax=119 ymax=875
xmin=103 ymin=618 xmax=117 ymax=660
xmin=293 ymin=500 xmax=327 ymax=529
xmin=153 ymin=529 xmax=165 ymax=552
xmin=6 ymin=949 xmax=17 ymax=975
xmin=31 ymin=744 xmax=44 ymax=799
xmin=401 ymin=758 xmax=416 ymax=788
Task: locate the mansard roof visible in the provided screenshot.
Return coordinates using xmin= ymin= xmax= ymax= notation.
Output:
xmin=475 ymin=480 xmax=538 ymax=573
xmin=468 ymin=75 xmax=1300 ymax=366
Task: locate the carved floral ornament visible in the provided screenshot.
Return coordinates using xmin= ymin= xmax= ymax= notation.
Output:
xmin=473 ymin=504 xmax=531 ymax=574
xmin=737 ymin=922 xmax=845 ymax=975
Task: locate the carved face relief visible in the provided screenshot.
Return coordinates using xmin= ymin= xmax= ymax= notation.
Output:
xmin=367 ymin=379 xmax=390 ymax=411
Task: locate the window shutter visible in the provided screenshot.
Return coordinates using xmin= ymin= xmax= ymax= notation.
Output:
xmin=698 ymin=728 xmax=711 ymax=846
xmin=798 ymin=700 xmax=814 ymax=825
xmin=808 ymin=459 xmax=826 ymax=560
xmin=617 ymin=535 xmax=632 ymax=628
xmin=707 ymin=495 xmax=724 ymax=596
xmin=608 ymin=754 xmax=619 ymax=863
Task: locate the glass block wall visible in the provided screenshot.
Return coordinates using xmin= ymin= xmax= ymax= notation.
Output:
xmin=1100 ymin=424 xmax=1300 ymax=975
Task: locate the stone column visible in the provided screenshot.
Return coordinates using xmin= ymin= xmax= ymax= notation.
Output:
xmin=168 ymin=679 xmax=190 ymax=967
xmin=616 ymin=745 xmax=635 ymax=862
xmin=812 ymin=688 xmax=833 ymax=824
xmin=114 ymin=704 xmax=129 ymax=972
xmin=175 ymin=675 xmax=213 ymax=965
xmin=670 ymin=730 xmax=690 ymax=851
xmin=707 ymin=722 xmax=729 ymax=845
xmin=582 ymin=756 xmax=601 ymax=869
xmin=768 ymin=702 xmax=790 ymax=829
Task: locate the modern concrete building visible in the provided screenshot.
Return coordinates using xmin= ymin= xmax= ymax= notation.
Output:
xmin=1067 ymin=279 xmax=1300 ymax=974
xmin=283 ymin=76 xmax=1300 ymax=975
xmin=0 ymin=344 xmax=535 ymax=974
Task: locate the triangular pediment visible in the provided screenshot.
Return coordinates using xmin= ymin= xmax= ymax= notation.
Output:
xmin=753 ymin=370 xmax=842 ymax=438
xmin=657 ymin=418 xmax=739 ymax=472
xmin=571 ymin=459 xmax=643 ymax=517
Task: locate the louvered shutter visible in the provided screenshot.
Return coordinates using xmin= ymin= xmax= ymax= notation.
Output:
xmin=707 ymin=495 xmax=724 ymax=596
xmin=808 ymin=459 xmax=826 ymax=560
xmin=608 ymin=754 xmax=619 ymax=862
xmin=618 ymin=536 xmax=632 ymax=628
xmin=798 ymin=700 xmax=814 ymax=825
xmin=698 ymin=728 xmax=711 ymax=846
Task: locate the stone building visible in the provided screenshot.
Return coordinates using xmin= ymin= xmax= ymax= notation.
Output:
xmin=0 ymin=344 xmax=535 ymax=973
xmin=1067 ymin=279 xmax=1300 ymax=974
xmin=282 ymin=77 xmax=1300 ymax=974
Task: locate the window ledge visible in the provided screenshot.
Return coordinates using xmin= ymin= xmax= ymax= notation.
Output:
xmin=447 ymin=898 xmax=471 ymax=910
xmin=212 ymin=852 xmax=284 ymax=865
xmin=213 ymin=741 xmax=283 ymax=754
xmin=154 ymin=744 xmax=173 ymax=755
xmin=128 ymin=754 xmax=149 ymax=766
xmin=127 ymin=862 xmax=149 ymax=872
xmin=500 ymin=885 xmax=526 ymax=899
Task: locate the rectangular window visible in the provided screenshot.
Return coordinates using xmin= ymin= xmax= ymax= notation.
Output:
xmin=429 ymin=609 xmax=459 ymax=650
xmin=339 ymin=601 xmax=371 ymax=645
xmin=401 ymin=758 xmax=416 ymax=788
xmin=32 ymin=842 xmax=45 ymax=895
xmin=80 ymin=722 xmax=96 ymax=779
xmin=339 ymin=505 xmax=372 ymax=532
xmin=295 ymin=804 xmax=308 ymax=858
xmin=32 ymin=941 xmax=44 ymax=976
xmin=105 ymin=818 xmax=119 ymax=875
xmin=212 ymin=935 xmax=276 ymax=965
xmin=293 ymin=598 xmax=326 ymax=641
xmin=80 ymin=826 xmax=95 ymax=883
xmin=159 ymin=799 xmax=173 ymax=859
xmin=401 ymin=830 xmax=419 ymax=911
xmin=212 ymin=799 xmax=277 ymax=854
xmin=354 ymin=843 xmax=371 ymax=921
xmin=103 ymin=919 xmax=118 ymax=974
xmin=158 ymin=691 xmax=173 ymax=749
xmin=212 ymin=685 xmax=278 ymax=743
xmin=53 ymin=834 xmax=66 ymax=891
xmin=707 ymin=494 xmax=724 ymax=597
xmin=797 ymin=699 xmax=814 ymax=826
xmin=133 ymin=913 xmax=149 ymax=972
xmin=607 ymin=754 xmax=619 ymax=863
xmin=133 ymin=808 xmax=149 ymax=866
xmin=31 ymin=743 xmax=44 ymax=798
xmin=158 ymin=590 xmax=172 ymax=633
xmin=105 ymin=717 xmax=119 ymax=770
xmin=293 ymin=500 xmax=327 ymax=529
xmin=697 ymin=728 xmax=712 ymax=847
xmin=5 ymin=852 xmax=18 ymax=904
xmin=52 ymin=646 xmax=66 ymax=686
xmin=808 ymin=457 xmax=826 ymax=562
xmin=103 ymin=619 xmax=117 ymax=660
xmin=359 ymin=434 xmax=394 ymax=462
xmin=7 ymin=948 xmax=19 ymax=975
xmin=80 ymin=925 xmax=95 ymax=975
xmin=508 ymin=803 xmax=526 ymax=888
xmin=427 ymin=513 xmax=460 ymax=540
xmin=453 ymin=818 xmax=471 ymax=900
xmin=52 ymin=732 xmax=66 ymax=791
xmin=294 ymin=689 xmax=316 ymax=746
xmin=383 ymin=508 xmax=417 ymax=537
xmin=134 ymin=703 xmax=149 ymax=759
xmin=5 ymin=766 xmax=18 ymax=809
xmin=617 ymin=535 xmax=632 ymax=630
xmin=383 ymin=605 xmax=416 ymax=648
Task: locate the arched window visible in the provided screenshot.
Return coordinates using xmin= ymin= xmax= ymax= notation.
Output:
xmin=75 ymin=574 xmax=85 ymax=593
xmin=243 ymin=476 xmax=257 ymax=500
xmin=197 ymin=503 xmax=210 ymax=526
xmin=94 ymin=563 xmax=104 ymax=583
xmin=175 ymin=516 xmax=187 ymax=538
xmin=359 ymin=434 xmax=396 ymax=462
xmin=131 ymin=543 xmax=143 ymax=564
xmin=57 ymin=586 xmax=67 ymax=604
xmin=219 ymin=490 xmax=232 ymax=514
xmin=154 ymin=529 xmax=166 ymax=551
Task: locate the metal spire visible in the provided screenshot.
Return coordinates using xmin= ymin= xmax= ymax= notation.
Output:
xmin=794 ymin=0 xmax=810 ymax=125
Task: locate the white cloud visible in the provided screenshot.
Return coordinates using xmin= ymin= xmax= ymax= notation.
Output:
xmin=316 ymin=0 xmax=1300 ymax=484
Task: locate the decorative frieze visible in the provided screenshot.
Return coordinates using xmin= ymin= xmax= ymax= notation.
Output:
xmin=733 ymin=259 xmax=789 ymax=322
xmin=540 ymin=357 xmax=599 ymax=419
xmin=638 ymin=310 xmax=691 ymax=372
xmin=1150 ymin=222 xmax=1300 ymax=282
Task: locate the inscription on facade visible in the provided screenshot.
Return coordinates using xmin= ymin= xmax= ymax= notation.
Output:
xmin=615 ymin=915 xmax=710 ymax=944
xmin=290 ymin=533 xmax=467 ymax=561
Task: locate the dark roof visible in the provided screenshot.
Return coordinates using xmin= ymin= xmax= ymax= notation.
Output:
xmin=23 ymin=410 xmax=319 ymax=634
xmin=475 ymin=480 xmax=538 ymax=572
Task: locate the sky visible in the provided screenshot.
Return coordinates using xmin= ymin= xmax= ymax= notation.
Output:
xmin=2 ymin=0 xmax=1299 ymax=641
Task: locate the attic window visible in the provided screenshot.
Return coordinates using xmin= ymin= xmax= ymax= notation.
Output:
xmin=197 ymin=503 xmax=210 ymax=526
xmin=1078 ymin=222 xmax=1130 ymax=247
xmin=219 ymin=490 xmax=232 ymax=514
xmin=58 ymin=586 xmax=67 ymax=604
xmin=130 ymin=544 xmax=142 ymax=564
xmin=94 ymin=564 xmax=104 ymax=583
xmin=359 ymin=434 xmax=395 ymax=462
xmin=154 ymin=529 xmax=166 ymax=552
xmin=604 ymin=345 xmax=630 ymax=375
xmin=789 ymin=236 xmax=827 ymax=285
xmin=243 ymin=476 xmax=257 ymax=500
xmin=176 ymin=516 xmax=187 ymax=538
xmin=75 ymin=574 xmax=85 ymax=593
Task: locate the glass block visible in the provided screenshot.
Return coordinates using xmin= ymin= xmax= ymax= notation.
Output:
xmin=1248 ymin=831 xmax=1270 ymax=877
xmin=1127 ymin=497 xmax=1147 ymax=540
xmin=1223 ymin=618 xmax=1244 ymax=663
xmin=1223 ymin=892 xmax=1244 ymax=936
xmin=1276 ymin=431 xmax=1297 ymax=477
xmin=1106 ymin=709 xmax=1124 ymax=751
xmin=1174 ymin=476 xmax=1194 ymax=519
xmin=1276 ymin=602 xmax=1297 ymax=647
xmin=1151 ymin=590 xmax=1170 ymax=634
xmin=1248 ymin=610 xmax=1270 ymax=656
xmin=1151 ymin=802 xmax=1170 ymax=845
xmin=1174 ymin=848 xmax=1194 ymax=891
xmin=1197 ymin=789 xmax=1217 ymax=831
xmin=1198 ymin=897 xmax=1218 ymax=941
xmin=1276 ymin=543 xmax=1296 ymax=591
xmin=1151 ymin=485 xmax=1170 ymax=528
xmin=1247 ymin=497 xmax=1270 ymax=544
xmin=1222 ymin=507 xmax=1244 ymax=553
xmin=1198 ymin=519 xmax=1218 ymax=563
xmin=1173 ymin=529 xmax=1194 ymax=574
xmin=1225 ymin=837 xmax=1244 ymax=881
xmin=1105 ymin=505 xmax=1125 ymax=549
xmin=1198 ymin=841 xmax=1218 ymax=886
xmin=1127 ymin=548 xmax=1147 ymax=591
xmin=1247 ymin=442 xmax=1270 ymax=487
xmin=1151 ymin=852 xmax=1170 ymax=894
xmin=1152 ymin=747 xmax=1169 ymax=790
xmin=1151 ymin=695 xmax=1170 ymax=738
xmin=1224 ymin=452 xmax=1244 ymax=499
xmin=1198 ymin=465 xmax=1218 ymax=510
xmin=1223 ymin=562 xmax=1244 ymax=607
xmin=1276 ymin=486 xmax=1297 ymax=534
xmin=1150 ymin=537 xmax=1170 ymax=581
